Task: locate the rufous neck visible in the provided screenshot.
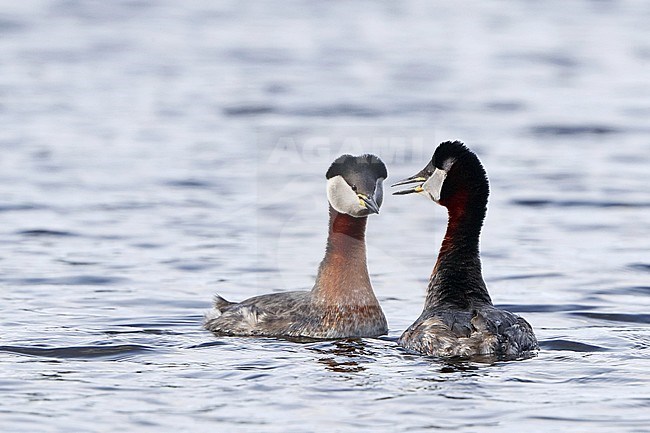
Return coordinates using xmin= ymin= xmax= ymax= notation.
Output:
xmin=311 ymin=206 xmax=376 ymax=306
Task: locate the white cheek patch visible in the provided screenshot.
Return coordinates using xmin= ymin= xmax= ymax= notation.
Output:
xmin=422 ymin=168 xmax=447 ymax=202
xmin=374 ymin=178 xmax=384 ymax=208
xmin=327 ymin=176 xmax=364 ymax=216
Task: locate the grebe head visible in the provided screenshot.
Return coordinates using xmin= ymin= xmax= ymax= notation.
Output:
xmin=326 ymin=154 xmax=388 ymax=217
xmin=391 ymin=141 xmax=488 ymax=207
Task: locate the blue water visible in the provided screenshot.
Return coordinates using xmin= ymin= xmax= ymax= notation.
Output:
xmin=1 ymin=0 xmax=649 ymax=431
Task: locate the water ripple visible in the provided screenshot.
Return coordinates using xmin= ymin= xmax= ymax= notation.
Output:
xmin=164 ymin=179 xmax=215 ymax=189
xmin=0 ymin=204 xmax=46 ymax=212
xmin=629 ymin=263 xmax=650 ymax=273
xmin=17 ymin=229 xmax=79 ymax=237
xmin=511 ymin=199 xmax=650 ymax=208
xmin=0 ymin=17 xmax=27 ymax=34
xmin=491 ymin=272 xmax=563 ymax=281
xmin=540 ymin=339 xmax=609 ymax=352
xmin=287 ymin=104 xmax=384 ymax=118
xmin=3 ymin=275 xmax=126 ymax=286
xmin=529 ymin=124 xmax=620 ymax=136
xmin=496 ymin=304 xmax=597 ymax=313
xmin=595 ymin=286 xmax=650 ymax=296
xmin=571 ymin=312 xmax=650 ymax=325
xmin=223 ymin=105 xmax=276 ymax=116
xmin=0 ymin=344 xmax=154 ymax=360
xmin=223 ymin=103 xmax=390 ymax=118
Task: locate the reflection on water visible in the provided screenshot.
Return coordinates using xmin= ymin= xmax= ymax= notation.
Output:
xmin=312 ymin=340 xmax=368 ymax=373
xmin=1 ymin=0 xmax=650 ymax=432
xmin=312 ymin=340 xmax=370 ymax=374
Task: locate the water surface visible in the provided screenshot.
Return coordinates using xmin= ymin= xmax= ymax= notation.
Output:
xmin=1 ymin=1 xmax=650 ymax=432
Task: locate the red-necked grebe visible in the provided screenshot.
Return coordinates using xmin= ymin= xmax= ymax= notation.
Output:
xmin=392 ymin=141 xmax=538 ymax=359
xmin=205 ymin=154 xmax=388 ymax=339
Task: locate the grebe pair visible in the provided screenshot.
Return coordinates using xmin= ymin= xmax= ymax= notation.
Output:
xmin=205 ymin=142 xmax=539 ymax=359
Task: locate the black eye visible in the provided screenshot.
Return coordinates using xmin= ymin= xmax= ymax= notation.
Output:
xmin=426 ymin=170 xmax=433 ymax=176
xmin=351 ymin=184 xmax=357 ymax=192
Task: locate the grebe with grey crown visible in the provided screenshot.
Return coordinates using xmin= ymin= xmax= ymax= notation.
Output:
xmin=205 ymin=154 xmax=388 ymax=339
xmin=392 ymin=141 xmax=538 ymax=359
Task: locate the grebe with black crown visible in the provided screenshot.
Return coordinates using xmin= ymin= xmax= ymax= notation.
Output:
xmin=392 ymin=141 xmax=538 ymax=359
xmin=205 ymin=154 xmax=388 ymax=339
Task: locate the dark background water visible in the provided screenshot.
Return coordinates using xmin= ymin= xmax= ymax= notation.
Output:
xmin=1 ymin=1 xmax=649 ymax=432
